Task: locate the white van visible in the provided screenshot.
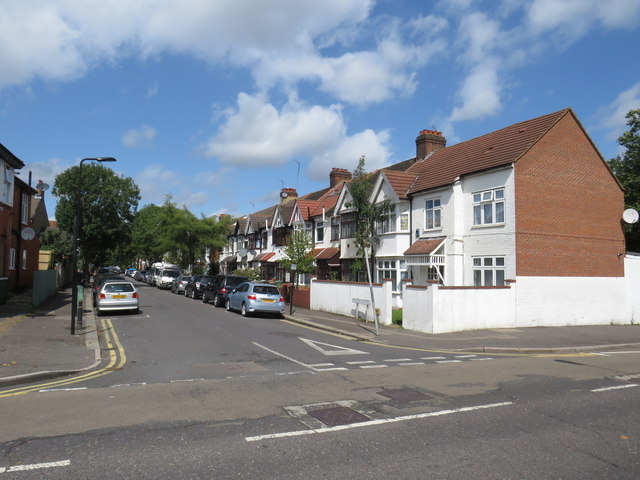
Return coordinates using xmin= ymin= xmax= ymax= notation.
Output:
xmin=151 ymin=262 xmax=180 ymax=288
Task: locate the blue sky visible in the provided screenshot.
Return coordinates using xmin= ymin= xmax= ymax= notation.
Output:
xmin=1 ymin=0 xmax=639 ymax=220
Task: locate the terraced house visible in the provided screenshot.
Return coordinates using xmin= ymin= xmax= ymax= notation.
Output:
xmin=223 ymin=109 xmax=638 ymax=331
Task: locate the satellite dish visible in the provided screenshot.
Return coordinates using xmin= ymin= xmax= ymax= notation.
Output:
xmin=238 ymin=248 xmax=248 ymax=257
xmin=280 ymin=191 xmax=288 ymax=198
xmin=623 ymin=208 xmax=639 ymax=224
xmin=21 ymin=227 xmax=36 ymax=241
xmin=35 ymin=181 xmax=49 ymax=191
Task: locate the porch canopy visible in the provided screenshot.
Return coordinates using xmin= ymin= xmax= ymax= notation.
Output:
xmin=404 ymin=238 xmax=446 ymax=284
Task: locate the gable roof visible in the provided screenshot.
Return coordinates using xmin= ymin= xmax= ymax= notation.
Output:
xmin=380 ymin=170 xmax=418 ymax=200
xmin=407 ymin=108 xmax=570 ymax=195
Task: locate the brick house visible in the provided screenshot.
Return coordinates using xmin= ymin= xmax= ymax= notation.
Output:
xmin=0 ymin=143 xmax=49 ymax=293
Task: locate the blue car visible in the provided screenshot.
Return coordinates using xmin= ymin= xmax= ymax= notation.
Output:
xmin=225 ymin=282 xmax=285 ymax=318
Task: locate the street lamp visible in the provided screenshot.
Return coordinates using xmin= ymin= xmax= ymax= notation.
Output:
xmin=70 ymin=157 xmax=117 ymax=334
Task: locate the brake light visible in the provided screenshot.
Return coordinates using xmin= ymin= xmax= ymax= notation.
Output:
xmin=220 ymin=287 xmax=226 ymax=294
xmin=247 ymin=295 xmax=257 ymax=300
xmin=133 ymin=292 xmax=139 ymax=298
xmin=99 ymin=293 xmax=105 ymax=299
xmin=279 ymin=297 xmax=285 ymax=302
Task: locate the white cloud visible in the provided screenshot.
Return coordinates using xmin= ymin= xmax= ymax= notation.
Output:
xmin=595 ymin=82 xmax=640 ymax=141
xmin=204 ymin=92 xmax=390 ymax=179
xmin=449 ymin=61 xmax=502 ymax=122
xmin=122 ymin=124 xmax=157 ymax=148
xmin=136 ymin=165 xmax=182 ymax=205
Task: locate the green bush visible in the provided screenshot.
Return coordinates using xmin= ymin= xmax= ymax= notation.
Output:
xmin=392 ymin=308 xmax=403 ymax=326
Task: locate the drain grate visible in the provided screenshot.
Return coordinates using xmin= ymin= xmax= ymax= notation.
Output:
xmin=308 ymin=406 xmax=370 ymax=427
xmin=378 ymin=388 xmax=430 ymax=402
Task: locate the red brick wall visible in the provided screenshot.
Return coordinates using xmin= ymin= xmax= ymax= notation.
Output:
xmin=515 ymin=112 xmax=625 ymax=277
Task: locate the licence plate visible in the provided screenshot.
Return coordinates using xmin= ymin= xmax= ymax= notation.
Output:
xmin=262 ymin=299 xmax=275 ymax=303
xmin=112 ymin=295 xmax=126 ymax=299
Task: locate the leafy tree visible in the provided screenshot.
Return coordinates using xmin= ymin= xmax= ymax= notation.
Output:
xmin=232 ymin=267 xmax=261 ymax=281
xmin=39 ymin=229 xmax=72 ymax=265
xmin=130 ymin=204 xmax=165 ymax=266
xmin=52 ymin=163 xmax=140 ymax=281
xmin=280 ymin=229 xmax=315 ymax=283
xmin=608 ymin=109 xmax=640 ymax=252
xmin=346 ymin=156 xmax=391 ymax=280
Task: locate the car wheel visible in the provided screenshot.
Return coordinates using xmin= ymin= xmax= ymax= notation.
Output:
xmin=241 ymin=303 xmax=249 ymax=317
xmin=202 ymin=294 xmax=208 ymax=304
xmin=192 ymin=289 xmax=197 ymax=299
xmin=226 ymin=299 xmax=232 ymax=311
xmin=213 ymin=295 xmax=220 ymax=308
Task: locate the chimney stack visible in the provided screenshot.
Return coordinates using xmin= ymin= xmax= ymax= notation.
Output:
xmin=416 ymin=129 xmax=446 ymax=160
xmin=330 ymin=168 xmax=352 ymax=188
xmin=280 ymin=187 xmax=298 ymax=204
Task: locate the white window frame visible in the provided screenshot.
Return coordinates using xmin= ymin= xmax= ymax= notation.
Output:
xmin=21 ymin=193 xmax=29 ymax=224
xmin=21 ymin=249 xmax=27 ymax=270
xmin=2 ymin=165 xmax=14 ymax=206
xmin=9 ymin=248 xmax=16 ymax=270
xmin=472 ymin=188 xmax=505 ymax=226
xmin=472 ymin=256 xmax=506 ymax=286
xmin=424 ymin=198 xmax=442 ymax=230
xmin=376 ymin=259 xmax=408 ymax=291
xmin=315 ymin=221 xmax=325 ymax=243
xmin=375 ymin=205 xmax=397 ymax=235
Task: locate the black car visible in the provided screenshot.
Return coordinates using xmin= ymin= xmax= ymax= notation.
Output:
xmin=184 ymin=275 xmax=217 ymax=300
xmin=202 ymin=274 xmax=249 ymax=307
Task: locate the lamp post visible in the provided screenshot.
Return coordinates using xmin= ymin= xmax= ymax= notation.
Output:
xmin=70 ymin=157 xmax=117 ymax=335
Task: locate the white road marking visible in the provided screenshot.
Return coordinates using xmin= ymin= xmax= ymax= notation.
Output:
xmin=347 ymin=361 xmax=377 ymax=365
xmin=0 ymin=459 xmax=70 ymax=473
xmin=299 ymin=338 xmax=369 ymax=356
xmin=307 ymin=363 xmax=335 ymax=368
xmin=420 ymin=356 xmax=446 ymax=360
xmin=253 ymin=342 xmax=346 ymax=372
xmin=399 ymin=362 xmax=425 ymax=366
xmin=315 ymin=367 xmax=349 ymax=372
xmin=436 ymin=360 xmax=462 ymax=364
xmin=38 ymin=388 xmax=87 ymax=393
xmin=591 ymin=384 xmax=639 ymax=392
xmin=359 ymin=365 xmax=388 ymax=369
xmin=615 ymin=374 xmax=640 ymax=381
xmin=245 ymin=402 xmax=514 ymax=442
xmin=169 ymin=379 xmax=204 ymax=383
xmin=384 ymin=358 xmax=412 ymax=362
xmin=454 ymin=355 xmax=477 ymax=358
xmin=470 ymin=358 xmax=495 ymax=361
xmin=596 ymin=351 xmax=640 ymax=355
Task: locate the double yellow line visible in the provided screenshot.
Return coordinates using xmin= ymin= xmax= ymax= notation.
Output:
xmin=0 ymin=319 xmax=126 ymax=398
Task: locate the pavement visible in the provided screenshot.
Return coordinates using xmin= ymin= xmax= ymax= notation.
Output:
xmin=2 ymin=287 xmax=640 ymax=388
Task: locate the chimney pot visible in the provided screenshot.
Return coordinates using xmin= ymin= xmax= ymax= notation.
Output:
xmin=416 ymin=128 xmax=446 ymax=160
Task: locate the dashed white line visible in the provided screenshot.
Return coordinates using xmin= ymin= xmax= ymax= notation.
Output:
xmin=591 ymin=383 xmax=639 ymax=392
xmin=308 ymin=363 xmax=335 ymax=368
xmin=420 ymin=356 xmax=446 ymax=360
xmin=359 ymin=364 xmax=388 ymax=369
xmin=399 ymin=362 xmax=426 ymax=366
xmin=347 ymin=360 xmax=377 ymax=365
xmin=470 ymin=358 xmax=495 ymax=361
xmin=0 ymin=459 xmax=70 ymax=473
xmin=436 ymin=360 xmax=462 ymax=364
xmin=169 ymin=379 xmax=204 ymax=384
xmin=454 ymin=355 xmax=477 ymax=359
xmin=39 ymin=387 xmax=87 ymax=393
xmin=384 ymin=358 xmax=413 ymax=362
xmin=245 ymin=402 xmax=514 ymax=442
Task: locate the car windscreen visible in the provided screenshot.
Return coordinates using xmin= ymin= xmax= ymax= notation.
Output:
xmin=104 ymin=283 xmax=135 ymax=293
xmin=164 ymin=270 xmax=180 ymax=277
xmin=252 ymin=285 xmax=280 ymax=295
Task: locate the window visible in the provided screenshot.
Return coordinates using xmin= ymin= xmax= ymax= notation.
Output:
xmin=330 ymin=216 xmax=340 ymax=241
xmin=315 ymin=221 xmax=325 ymax=243
xmin=340 ymin=212 xmax=357 ymax=239
xmin=472 ymin=256 xmax=505 ymax=286
xmin=400 ymin=211 xmax=409 ymax=231
xmin=375 ymin=205 xmax=397 ymax=234
xmin=2 ymin=165 xmax=14 ymax=205
xmin=21 ymin=193 xmax=29 ymax=224
xmin=376 ymin=259 xmax=408 ymax=291
xmin=9 ymin=248 xmax=16 ymax=270
xmin=473 ymin=188 xmax=505 ymax=226
xmin=425 ymin=199 xmax=442 ymax=230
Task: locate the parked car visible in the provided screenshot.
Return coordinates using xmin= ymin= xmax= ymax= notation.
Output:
xmin=95 ymin=281 xmax=139 ymax=315
xmin=92 ymin=274 xmax=125 ymax=306
xmin=171 ymin=275 xmax=192 ymax=294
xmin=184 ymin=274 xmax=217 ymax=299
xmin=225 ymin=282 xmax=285 ymax=318
xmin=156 ymin=268 xmax=181 ymax=289
xmin=202 ymin=274 xmax=248 ymax=307
xmin=133 ymin=270 xmax=147 ymax=282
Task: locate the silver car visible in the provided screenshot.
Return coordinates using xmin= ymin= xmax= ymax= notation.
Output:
xmin=225 ymin=282 xmax=285 ymax=318
xmin=96 ymin=281 xmax=140 ymax=315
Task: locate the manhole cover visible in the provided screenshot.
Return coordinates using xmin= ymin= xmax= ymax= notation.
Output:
xmin=308 ymin=406 xmax=370 ymax=427
xmin=378 ymin=388 xmax=430 ymax=402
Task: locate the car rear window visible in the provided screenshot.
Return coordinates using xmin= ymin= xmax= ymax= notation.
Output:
xmin=104 ymin=283 xmax=135 ymax=293
xmin=252 ymin=285 xmax=280 ymax=295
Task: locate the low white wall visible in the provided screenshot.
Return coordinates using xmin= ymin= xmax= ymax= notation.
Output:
xmin=626 ymin=255 xmax=640 ymax=323
xmin=403 ymin=284 xmax=514 ymax=333
xmin=310 ymin=279 xmax=393 ymax=325
xmin=515 ymin=276 xmax=627 ymax=327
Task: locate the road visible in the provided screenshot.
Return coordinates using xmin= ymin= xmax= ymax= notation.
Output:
xmin=1 ymin=281 xmax=639 ymax=478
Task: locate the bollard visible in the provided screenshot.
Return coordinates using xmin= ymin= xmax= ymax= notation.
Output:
xmin=76 ymin=284 xmax=84 ymax=330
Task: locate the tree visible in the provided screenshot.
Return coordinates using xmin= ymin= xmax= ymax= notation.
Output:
xmin=39 ymin=229 xmax=72 ymax=265
xmin=346 ymin=156 xmax=391 ymax=280
xmin=280 ymin=229 xmax=315 ymax=283
xmin=130 ymin=204 xmax=166 ymax=267
xmin=52 ymin=163 xmax=140 ymax=280
xmin=608 ymin=109 xmax=640 ymax=252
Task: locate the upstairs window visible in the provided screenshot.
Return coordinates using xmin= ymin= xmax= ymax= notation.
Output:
xmin=330 ymin=216 xmax=340 ymax=241
xmin=473 ymin=188 xmax=505 ymax=226
xmin=375 ymin=205 xmax=396 ymax=234
xmin=340 ymin=212 xmax=357 ymax=239
xmin=316 ymin=221 xmax=325 ymax=243
xmin=21 ymin=193 xmax=30 ymax=224
xmin=425 ymin=199 xmax=442 ymax=230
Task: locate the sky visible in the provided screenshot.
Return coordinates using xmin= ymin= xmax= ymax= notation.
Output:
xmin=1 ymin=0 xmax=639 ymax=221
